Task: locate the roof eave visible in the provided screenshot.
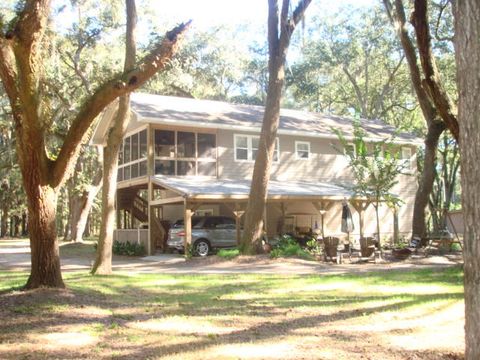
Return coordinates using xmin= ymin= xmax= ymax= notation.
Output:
xmin=138 ymin=115 xmax=423 ymax=146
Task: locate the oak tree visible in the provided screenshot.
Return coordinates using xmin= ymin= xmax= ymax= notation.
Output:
xmin=0 ymin=0 xmax=188 ymax=288
xmin=240 ymin=0 xmax=311 ymax=254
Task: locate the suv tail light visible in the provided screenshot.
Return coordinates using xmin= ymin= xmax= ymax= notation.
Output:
xmin=177 ymin=231 xmax=185 ymax=237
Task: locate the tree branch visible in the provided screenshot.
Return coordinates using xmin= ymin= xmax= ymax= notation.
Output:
xmin=383 ymin=0 xmax=437 ymax=125
xmin=411 ymin=0 xmax=458 ymax=141
xmin=0 ymin=39 xmax=19 ymax=116
xmin=51 ymin=21 xmax=190 ymax=187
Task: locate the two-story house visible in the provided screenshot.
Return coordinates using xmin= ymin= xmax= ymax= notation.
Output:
xmin=91 ymin=93 xmax=421 ymax=255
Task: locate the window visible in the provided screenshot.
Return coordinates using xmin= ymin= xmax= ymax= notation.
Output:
xmin=155 ymin=130 xmax=175 ymax=157
xmin=177 ymin=131 xmax=195 ymax=158
xmin=118 ymin=129 xmax=148 ymax=182
xmin=124 ymin=136 xmax=131 ymax=163
xmin=198 ymin=133 xmax=216 ymax=158
xmin=131 ymin=132 xmax=139 ymax=161
xmin=154 ymin=130 xmax=217 ymax=176
xmin=295 ymin=141 xmax=310 ymax=160
xmin=234 ymin=134 xmax=279 ymax=162
xmin=401 ymin=147 xmax=412 ymax=169
xmin=155 ymin=160 xmax=175 ymax=175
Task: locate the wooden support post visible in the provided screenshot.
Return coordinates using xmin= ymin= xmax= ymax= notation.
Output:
xmin=312 ymin=200 xmax=334 ymax=238
xmin=351 ymin=200 xmax=370 ymax=239
xmin=393 ymin=206 xmax=399 ymax=245
xmin=184 ymin=201 xmax=193 ymax=256
xmin=280 ymin=202 xmax=286 ymax=234
xmin=233 ymin=205 xmax=245 ymax=246
xmin=225 ymin=202 xmax=246 ymax=246
xmin=147 ymin=180 xmax=153 ymax=255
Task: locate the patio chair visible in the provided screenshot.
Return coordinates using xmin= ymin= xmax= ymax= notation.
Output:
xmin=360 ymin=237 xmax=376 ymax=258
xmin=323 ymin=236 xmax=339 ymax=262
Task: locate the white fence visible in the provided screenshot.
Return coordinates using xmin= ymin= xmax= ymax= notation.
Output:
xmin=114 ymin=229 xmax=149 ymax=250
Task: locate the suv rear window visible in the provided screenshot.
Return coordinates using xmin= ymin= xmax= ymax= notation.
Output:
xmin=172 ymin=217 xmax=202 ymax=228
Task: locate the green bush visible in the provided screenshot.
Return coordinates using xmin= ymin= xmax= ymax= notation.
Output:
xmin=450 ymin=242 xmax=462 ymax=252
xmin=270 ymin=234 xmax=315 ymax=261
xmin=112 ymin=240 xmax=145 ymax=256
xmin=217 ymin=248 xmax=240 ymax=260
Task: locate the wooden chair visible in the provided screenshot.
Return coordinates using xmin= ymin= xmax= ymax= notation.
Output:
xmin=323 ymin=236 xmax=339 ymax=262
xmin=360 ymin=237 xmax=376 ymax=258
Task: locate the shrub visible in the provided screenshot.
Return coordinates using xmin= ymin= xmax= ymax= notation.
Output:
xmin=112 ymin=241 xmax=146 ymax=256
xmin=450 ymin=242 xmax=462 ymax=252
xmin=217 ymin=248 xmax=240 ymax=260
xmin=270 ymin=234 xmax=315 ymax=261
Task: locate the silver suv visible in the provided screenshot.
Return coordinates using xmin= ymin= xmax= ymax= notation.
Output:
xmin=167 ymin=216 xmax=237 ymax=256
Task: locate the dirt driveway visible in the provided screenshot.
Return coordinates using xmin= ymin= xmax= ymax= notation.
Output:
xmin=0 ymin=238 xmax=463 ymax=275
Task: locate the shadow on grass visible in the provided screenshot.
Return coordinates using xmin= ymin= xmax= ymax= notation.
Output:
xmin=0 ymin=266 xmax=464 ymax=359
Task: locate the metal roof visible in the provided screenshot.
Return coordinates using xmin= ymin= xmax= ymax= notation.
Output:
xmin=152 ymin=176 xmax=353 ymax=200
xmin=130 ymin=93 xmax=422 ymax=145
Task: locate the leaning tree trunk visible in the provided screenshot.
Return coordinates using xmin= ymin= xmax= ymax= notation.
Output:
xmin=92 ymin=0 xmax=136 ymax=274
xmin=411 ymin=120 xmax=445 ymax=239
xmin=70 ymin=169 xmax=102 ymax=242
xmin=240 ymin=0 xmax=311 ymax=254
xmin=92 ymin=98 xmax=130 ymax=274
xmin=454 ymin=1 xmax=480 ymax=358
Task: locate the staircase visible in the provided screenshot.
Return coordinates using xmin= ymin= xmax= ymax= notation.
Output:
xmin=118 ymin=188 xmax=148 ymax=223
xmin=117 ymin=188 xmax=167 ymax=251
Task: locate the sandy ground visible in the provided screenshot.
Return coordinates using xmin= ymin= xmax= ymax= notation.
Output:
xmin=0 ymin=238 xmax=463 ymax=275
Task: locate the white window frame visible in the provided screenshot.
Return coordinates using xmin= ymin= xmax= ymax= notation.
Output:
xmin=234 ymin=134 xmax=279 ymax=163
xmin=295 ymin=141 xmax=311 ymax=160
xmin=118 ymin=129 xmax=149 ymax=181
xmin=401 ymin=146 xmax=413 ymax=169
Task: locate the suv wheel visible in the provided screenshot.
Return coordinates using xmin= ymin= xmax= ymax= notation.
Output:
xmin=194 ymin=239 xmax=210 ymax=257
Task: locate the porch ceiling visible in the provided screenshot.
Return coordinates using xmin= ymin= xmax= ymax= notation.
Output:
xmin=151 ymin=176 xmax=354 ymax=201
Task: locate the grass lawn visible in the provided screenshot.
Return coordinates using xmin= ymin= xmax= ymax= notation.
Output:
xmin=0 ymin=267 xmax=464 ymax=359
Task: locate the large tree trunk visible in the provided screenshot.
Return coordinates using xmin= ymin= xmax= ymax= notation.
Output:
xmin=411 ymin=120 xmax=445 ymax=238
xmin=0 ymin=0 xmax=189 ymax=289
xmin=1 ymin=206 xmax=8 ymax=237
xmin=454 ymin=1 xmax=480 ymax=358
xmin=92 ymin=0 xmax=137 ymax=274
xmin=24 ymin=185 xmax=64 ymax=289
xmin=240 ymin=0 xmax=311 ymax=254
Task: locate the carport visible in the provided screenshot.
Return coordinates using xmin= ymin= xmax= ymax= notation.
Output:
xmin=149 ymin=176 xmax=366 ymax=249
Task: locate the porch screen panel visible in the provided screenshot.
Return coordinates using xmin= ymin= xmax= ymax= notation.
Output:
xmin=131 ymin=162 xmax=139 ymax=178
xmin=177 ymin=132 xmax=195 ymax=158
xmin=124 ymin=136 xmax=131 ymax=163
xmin=155 ymin=130 xmax=175 ymax=157
xmin=124 ymin=164 xmax=131 ymax=180
xmin=198 ymin=133 xmax=216 ymax=158
xmin=155 ymin=160 xmax=175 ymax=175
xmin=131 ymin=133 xmax=139 ymax=161
xmin=139 ymin=160 xmax=147 ymax=176
xmin=139 ymin=130 xmax=147 ymax=158
xmin=177 ymin=160 xmax=196 ymax=176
